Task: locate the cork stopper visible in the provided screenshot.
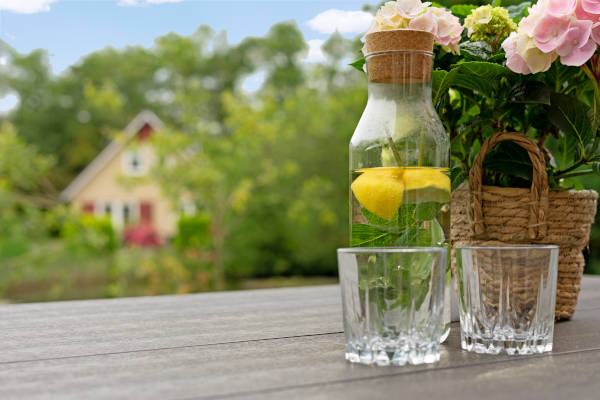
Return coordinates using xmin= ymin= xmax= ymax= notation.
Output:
xmin=364 ymin=29 xmax=434 ymax=83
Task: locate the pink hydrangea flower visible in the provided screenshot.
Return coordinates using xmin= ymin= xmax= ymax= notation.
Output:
xmin=376 ymin=2 xmax=404 ymax=28
xmin=533 ymin=14 xmax=572 ymax=52
xmin=555 ymin=18 xmax=593 ymax=58
xmin=576 ymin=0 xmax=600 ymax=20
xmin=546 ymin=0 xmax=577 ymax=17
xmin=430 ymin=7 xmax=463 ymax=47
xmin=575 ymin=1 xmax=600 ymax=43
xmin=505 ymin=0 xmax=599 ymax=73
xmin=561 ymin=38 xmax=597 ymax=65
xmin=593 ymin=23 xmax=600 ymax=44
xmin=408 ymin=9 xmax=437 ymax=36
xmin=519 ymin=1 xmax=548 ymax=36
xmin=517 ymin=33 xmax=557 ymax=73
xmin=582 ymin=0 xmax=600 ymax=15
xmin=502 ymin=32 xmax=532 ymax=74
xmin=365 ymin=1 xmax=463 ymax=54
xmin=396 ymin=0 xmax=429 ymax=19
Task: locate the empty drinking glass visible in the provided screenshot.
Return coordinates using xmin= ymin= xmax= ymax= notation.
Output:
xmin=455 ymin=245 xmax=559 ymax=355
xmin=337 ymin=247 xmax=447 ymax=366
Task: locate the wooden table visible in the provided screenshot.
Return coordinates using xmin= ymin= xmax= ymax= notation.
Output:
xmin=1 ymin=277 xmax=599 ymax=400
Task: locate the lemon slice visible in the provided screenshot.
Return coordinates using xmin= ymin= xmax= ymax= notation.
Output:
xmin=351 ymin=168 xmax=404 ymax=220
xmin=402 ymin=168 xmax=450 ymax=204
xmin=352 ymin=167 xmax=450 ymax=221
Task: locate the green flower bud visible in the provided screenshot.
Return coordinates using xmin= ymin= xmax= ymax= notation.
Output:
xmin=464 ymin=5 xmax=517 ymax=43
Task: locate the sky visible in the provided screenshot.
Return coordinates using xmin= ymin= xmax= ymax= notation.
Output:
xmin=0 ymin=0 xmax=374 ymax=72
xmin=0 ymin=0 xmax=376 ymax=111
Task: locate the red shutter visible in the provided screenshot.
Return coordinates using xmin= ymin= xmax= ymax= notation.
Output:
xmin=82 ymin=202 xmax=94 ymax=214
xmin=137 ymin=124 xmax=153 ymax=141
xmin=140 ymin=202 xmax=153 ymax=223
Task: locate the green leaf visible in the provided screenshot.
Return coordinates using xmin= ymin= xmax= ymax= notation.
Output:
xmin=453 ymin=74 xmax=492 ymax=96
xmin=508 ymin=81 xmax=551 ymax=105
xmin=434 ymin=68 xmax=458 ymax=110
xmin=562 ymin=177 xmax=585 ymax=190
xmin=414 ymin=202 xmax=443 ymax=221
xmin=451 ymin=166 xmax=466 ymax=191
xmin=459 ymin=41 xmax=492 ymax=61
xmin=492 ymin=0 xmax=502 ymax=7
xmin=507 ymin=2 xmax=532 ymax=22
xmin=351 ymin=224 xmax=393 ymax=247
xmin=488 ymin=52 xmax=507 ymax=64
xmin=432 ymin=69 xmax=447 ymax=100
xmin=593 ymin=162 xmax=600 ymax=176
xmin=450 ymin=4 xmax=478 ymax=18
xmin=545 ymin=132 xmax=578 ymax=170
xmin=455 ymin=61 xmax=512 ymax=80
xmin=349 ymin=57 xmax=365 ymax=72
xmin=436 ymin=62 xmax=510 ymax=104
xmin=397 ymin=204 xmax=418 ymax=227
xmin=361 ymin=207 xmax=397 ymax=227
xmin=548 ymin=93 xmax=595 ymax=157
xmin=483 ymin=141 xmax=533 ymax=181
xmin=393 ymin=226 xmax=432 ymax=247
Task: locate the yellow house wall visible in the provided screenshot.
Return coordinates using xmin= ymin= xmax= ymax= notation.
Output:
xmin=71 ymin=144 xmax=177 ymax=237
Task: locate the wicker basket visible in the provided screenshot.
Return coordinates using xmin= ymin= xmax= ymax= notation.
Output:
xmin=451 ymin=132 xmax=598 ymax=320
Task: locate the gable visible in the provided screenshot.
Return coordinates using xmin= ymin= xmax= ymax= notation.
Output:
xmin=60 ymin=110 xmax=164 ymax=202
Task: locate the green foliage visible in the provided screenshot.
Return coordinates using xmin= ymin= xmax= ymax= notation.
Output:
xmin=175 ymin=214 xmax=211 ymax=250
xmin=459 ymin=41 xmax=493 ymax=61
xmin=548 ymin=94 xmax=595 ymax=158
xmin=451 ymin=5 xmax=478 ymax=18
xmin=349 ymin=57 xmax=366 ymax=72
xmin=61 ymin=215 xmax=117 ymax=253
xmin=506 ymin=2 xmax=532 ymax=22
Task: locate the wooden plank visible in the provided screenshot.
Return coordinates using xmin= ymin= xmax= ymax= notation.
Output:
xmin=578 ymin=275 xmax=600 ymax=310
xmin=1 ymin=308 xmax=598 ymax=400
xmin=0 ymin=286 xmax=342 ymax=363
xmin=247 ymin=350 xmax=600 ymax=400
xmin=0 ymin=276 xmax=598 ymax=365
xmin=1 ymin=275 xmax=599 ymax=364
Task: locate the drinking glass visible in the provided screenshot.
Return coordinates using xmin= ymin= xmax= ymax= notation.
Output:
xmin=455 ymin=245 xmax=559 ymax=355
xmin=337 ymin=247 xmax=447 ymax=366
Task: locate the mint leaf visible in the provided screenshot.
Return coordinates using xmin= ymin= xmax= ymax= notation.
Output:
xmin=349 ymin=57 xmax=365 ymax=72
xmin=361 ymin=207 xmax=397 ymax=227
xmin=351 ymin=224 xmax=393 ymax=246
xmin=415 ymin=202 xmax=443 ymax=221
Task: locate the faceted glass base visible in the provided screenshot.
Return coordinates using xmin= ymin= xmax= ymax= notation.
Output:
xmin=461 ymin=332 xmax=553 ymax=355
xmin=345 ymin=340 xmax=440 ymax=366
xmin=440 ymin=322 xmax=450 ymax=343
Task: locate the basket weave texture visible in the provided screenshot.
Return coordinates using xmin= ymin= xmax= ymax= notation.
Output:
xmin=451 ymin=132 xmax=598 ymax=320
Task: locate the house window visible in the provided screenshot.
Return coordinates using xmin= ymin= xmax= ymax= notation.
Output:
xmin=123 ymin=203 xmax=132 ymax=223
xmin=95 ymin=201 xmax=139 ymax=228
xmin=180 ymin=200 xmax=197 ymax=216
xmin=123 ymin=149 xmax=146 ymax=176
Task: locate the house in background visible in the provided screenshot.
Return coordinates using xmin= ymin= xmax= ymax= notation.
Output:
xmin=61 ymin=110 xmax=179 ymax=240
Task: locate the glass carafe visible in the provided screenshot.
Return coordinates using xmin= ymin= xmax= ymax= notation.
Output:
xmin=350 ymin=30 xmax=451 ymax=342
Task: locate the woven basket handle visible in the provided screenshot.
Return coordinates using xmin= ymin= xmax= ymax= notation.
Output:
xmin=469 ymin=132 xmax=549 ymax=240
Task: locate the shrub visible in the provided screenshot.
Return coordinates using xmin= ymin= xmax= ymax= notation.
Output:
xmin=174 ymin=213 xmax=211 ymax=250
xmin=61 ymin=215 xmax=117 ymax=253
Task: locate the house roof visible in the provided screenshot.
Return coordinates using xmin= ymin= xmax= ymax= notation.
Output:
xmin=60 ymin=110 xmax=164 ymax=202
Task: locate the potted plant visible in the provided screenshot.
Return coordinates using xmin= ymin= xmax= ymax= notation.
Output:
xmin=353 ymin=0 xmax=599 ymax=319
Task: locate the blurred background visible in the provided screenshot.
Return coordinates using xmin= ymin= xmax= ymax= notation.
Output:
xmin=0 ymin=0 xmax=598 ymax=303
